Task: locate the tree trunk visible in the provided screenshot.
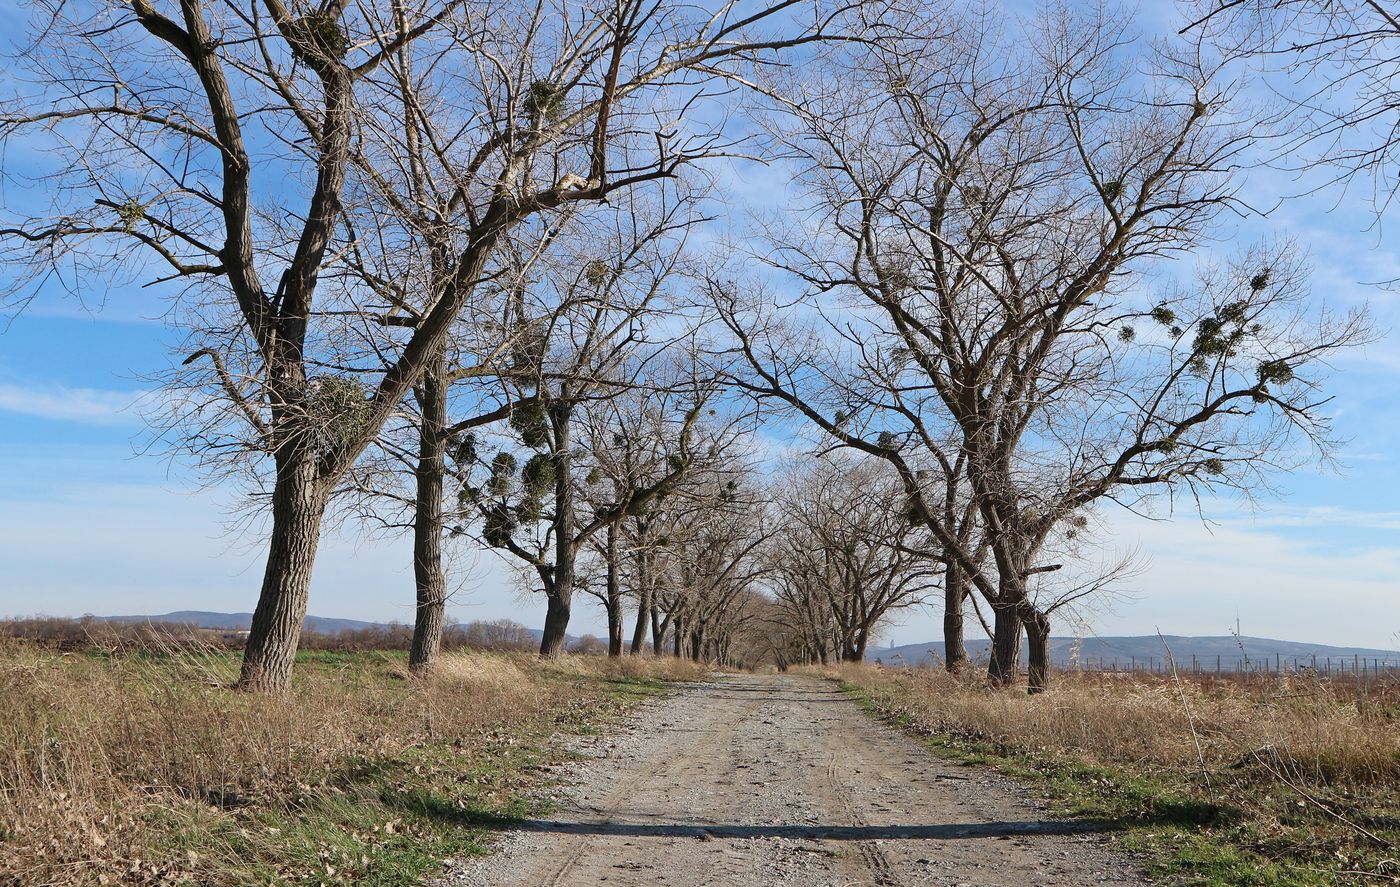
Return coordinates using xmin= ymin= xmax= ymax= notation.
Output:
xmin=409 ymin=357 xmax=448 ymax=673
xmin=605 ymin=601 xmax=624 ymax=656
xmin=629 ymin=582 xmax=650 ymax=654
xmin=653 ymin=607 xmax=668 ymax=655
xmin=1023 ymin=605 xmax=1052 ymax=695
xmin=943 ymin=559 xmax=968 ymax=672
xmin=629 ymin=545 xmax=650 ymax=654
xmin=987 ymin=600 xmax=1023 ymax=687
xmin=238 ymin=447 xmax=328 ymax=693
xmin=540 ymin=590 xmax=572 ymax=658
xmin=540 ymin=402 xmax=575 ymax=659
xmin=852 ymin=624 xmax=870 ymax=661
xmin=605 ymin=521 xmax=623 ymax=657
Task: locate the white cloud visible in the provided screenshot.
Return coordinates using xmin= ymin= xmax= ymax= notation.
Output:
xmin=0 ymin=382 xmax=150 ymax=424
xmin=0 ymin=463 xmax=593 ymax=635
xmin=1091 ymin=508 xmax=1400 ymax=650
xmin=877 ymin=501 xmax=1400 ymax=652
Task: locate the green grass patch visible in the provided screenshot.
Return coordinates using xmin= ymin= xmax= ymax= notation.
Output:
xmin=162 ymin=673 xmax=663 ymax=885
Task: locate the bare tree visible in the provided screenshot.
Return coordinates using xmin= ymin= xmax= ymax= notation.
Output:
xmin=459 ymin=617 xmax=536 ymax=650
xmin=711 ymin=588 xmax=794 ymax=668
xmin=714 ymin=3 xmax=1368 ymax=692
xmin=576 ymin=376 xmax=753 ymax=655
xmin=448 ymin=207 xmax=749 ymax=656
xmin=620 ymin=476 xmax=707 ymax=653
xmin=771 ymin=455 xmax=939 ymax=662
xmin=652 ymin=477 xmax=770 ymax=662
xmin=1185 ymin=0 xmax=1400 ymax=216
xmin=0 ymin=0 xmax=862 ymax=691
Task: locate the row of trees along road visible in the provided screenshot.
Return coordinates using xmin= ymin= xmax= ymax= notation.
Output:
xmin=0 ymin=0 xmax=868 ymax=691
xmin=0 ymin=0 xmax=1379 ymax=693
xmin=768 ymin=456 xmax=941 ymax=666
xmin=713 ymin=2 xmax=1369 ymax=692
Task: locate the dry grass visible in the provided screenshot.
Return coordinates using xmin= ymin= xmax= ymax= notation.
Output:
xmin=831 ymin=663 xmax=1400 ymax=883
xmin=540 ymin=651 xmax=710 ymax=683
xmin=834 ymin=664 xmax=1400 ymax=786
xmin=0 ymin=640 xmax=703 ymax=886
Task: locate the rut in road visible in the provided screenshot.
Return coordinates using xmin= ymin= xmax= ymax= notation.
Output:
xmin=444 ymin=673 xmax=1151 ymax=887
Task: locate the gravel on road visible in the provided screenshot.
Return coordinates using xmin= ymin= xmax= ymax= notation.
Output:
xmin=439 ymin=672 xmax=1152 ymax=887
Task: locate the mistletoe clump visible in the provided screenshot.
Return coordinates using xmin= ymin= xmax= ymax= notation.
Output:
xmin=115 ymin=199 xmax=146 ymax=230
xmin=450 ymin=432 xmax=477 ymax=467
xmin=509 ymin=320 xmax=548 ymax=378
xmin=524 ymin=79 xmax=565 ymax=127
xmin=1257 ymin=358 xmax=1294 ymax=386
xmin=509 ymin=399 xmax=549 ymax=449
xmin=584 ymin=260 xmax=611 ymax=289
xmin=1188 ymin=299 xmax=1253 ymax=375
xmin=482 ymin=503 xmax=516 ymax=548
xmin=487 ymin=452 xmax=517 ymax=496
xmin=522 ymin=453 xmax=555 ymax=499
xmin=286 ymin=13 xmax=349 ymax=63
xmin=307 ymin=376 xmax=368 ymax=450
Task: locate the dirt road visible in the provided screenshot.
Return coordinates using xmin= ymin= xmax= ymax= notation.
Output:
xmin=446 ymin=673 xmax=1150 ymax=887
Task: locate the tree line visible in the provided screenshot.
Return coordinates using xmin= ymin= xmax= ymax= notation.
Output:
xmin=0 ymin=0 xmax=1385 ymax=693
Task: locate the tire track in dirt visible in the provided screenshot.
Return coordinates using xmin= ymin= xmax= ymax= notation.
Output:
xmin=824 ymin=732 xmax=897 ymax=886
xmin=442 ymin=673 xmax=1152 ymax=887
xmin=534 ymin=686 xmax=763 ymax=886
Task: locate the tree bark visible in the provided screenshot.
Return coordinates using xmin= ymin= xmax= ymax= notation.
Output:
xmin=540 ymin=401 xmax=575 ymax=659
xmin=943 ymin=559 xmax=968 ymax=672
xmin=238 ymin=447 xmax=328 ymax=692
xmin=1023 ymin=605 xmax=1052 ymax=694
xmin=409 ymin=356 xmax=448 ymax=673
xmin=653 ymin=606 xmax=667 ymax=655
xmin=629 ymin=582 xmax=650 ymax=654
xmin=605 ymin=521 xmax=623 ymax=657
xmin=629 ymin=545 xmax=650 ymax=654
xmin=540 ymin=590 xmax=572 ymax=658
xmin=843 ymin=623 xmax=868 ymax=662
xmin=987 ymin=600 xmax=1023 ymax=687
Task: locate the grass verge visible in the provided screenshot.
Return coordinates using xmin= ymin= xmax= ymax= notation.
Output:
xmin=832 ymin=664 xmax=1400 ymax=887
xmin=0 ymin=642 xmax=703 ymax=886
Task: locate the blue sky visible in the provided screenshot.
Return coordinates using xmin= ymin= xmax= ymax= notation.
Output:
xmin=4 ymin=166 xmax=1400 ymax=651
xmin=3 ymin=2 xmax=1400 ymax=651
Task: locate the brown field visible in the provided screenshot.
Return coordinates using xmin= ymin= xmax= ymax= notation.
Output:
xmin=0 ymin=616 xmax=562 ymax=654
xmin=0 ymin=637 xmax=703 ymax=886
xmin=833 ymin=663 xmax=1400 ymax=884
xmin=7 ymin=622 xmax=1399 ymax=887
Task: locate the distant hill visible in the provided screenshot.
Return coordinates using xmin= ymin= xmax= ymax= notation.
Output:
xmin=874 ymin=635 xmax=1400 ymax=671
xmin=97 ymin=610 xmax=568 ymax=643
xmin=100 ymin=610 xmax=389 ymax=635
